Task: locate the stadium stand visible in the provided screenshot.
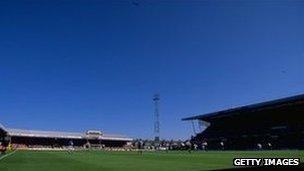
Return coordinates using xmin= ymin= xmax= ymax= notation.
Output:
xmin=182 ymin=94 xmax=304 ymax=150
xmin=0 ymin=124 xmax=6 ymax=142
xmin=0 ymin=124 xmax=132 ymax=150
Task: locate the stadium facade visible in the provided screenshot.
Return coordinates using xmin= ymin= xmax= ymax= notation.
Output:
xmin=0 ymin=124 xmax=132 ymax=149
xmin=183 ymin=94 xmax=304 ymax=150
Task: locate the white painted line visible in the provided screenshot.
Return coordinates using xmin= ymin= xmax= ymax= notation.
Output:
xmin=0 ymin=150 xmax=17 ymax=161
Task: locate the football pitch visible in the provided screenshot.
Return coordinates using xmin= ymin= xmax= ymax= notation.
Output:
xmin=0 ymin=150 xmax=303 ymax=171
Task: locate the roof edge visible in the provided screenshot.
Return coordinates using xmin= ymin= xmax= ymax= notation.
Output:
xmin=182 ymin=93 xmax=304 ymax=121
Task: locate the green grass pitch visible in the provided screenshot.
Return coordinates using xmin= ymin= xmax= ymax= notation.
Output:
xmin=0 ymin=150 xmax=303 ymax=171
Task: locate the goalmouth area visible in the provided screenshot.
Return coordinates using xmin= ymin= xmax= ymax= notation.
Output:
xmin=0 ymin=150 xmax=303 ymax=171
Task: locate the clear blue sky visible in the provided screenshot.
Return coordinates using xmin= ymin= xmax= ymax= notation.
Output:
xmin=0 ymin=1 xmax=303 ymax=140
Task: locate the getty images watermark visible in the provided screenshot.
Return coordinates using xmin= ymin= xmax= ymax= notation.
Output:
xmin=233 ymin=158 xmax=300 ymax=166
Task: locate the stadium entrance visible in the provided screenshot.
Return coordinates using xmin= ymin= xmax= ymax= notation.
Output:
xmin=183 ymin=94 xmax=304 ymax=150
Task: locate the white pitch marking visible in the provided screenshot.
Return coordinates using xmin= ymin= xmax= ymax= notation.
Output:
xmin=0 ymin=150 xmax=17 ymax=161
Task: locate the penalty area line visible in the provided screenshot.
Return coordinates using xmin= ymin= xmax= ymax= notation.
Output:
xmin=0 ymin=150 xmax=17 ymax=161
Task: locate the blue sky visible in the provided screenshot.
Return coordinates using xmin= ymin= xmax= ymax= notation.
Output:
xmin=0 ymin=1 xmax=303 ymax=140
